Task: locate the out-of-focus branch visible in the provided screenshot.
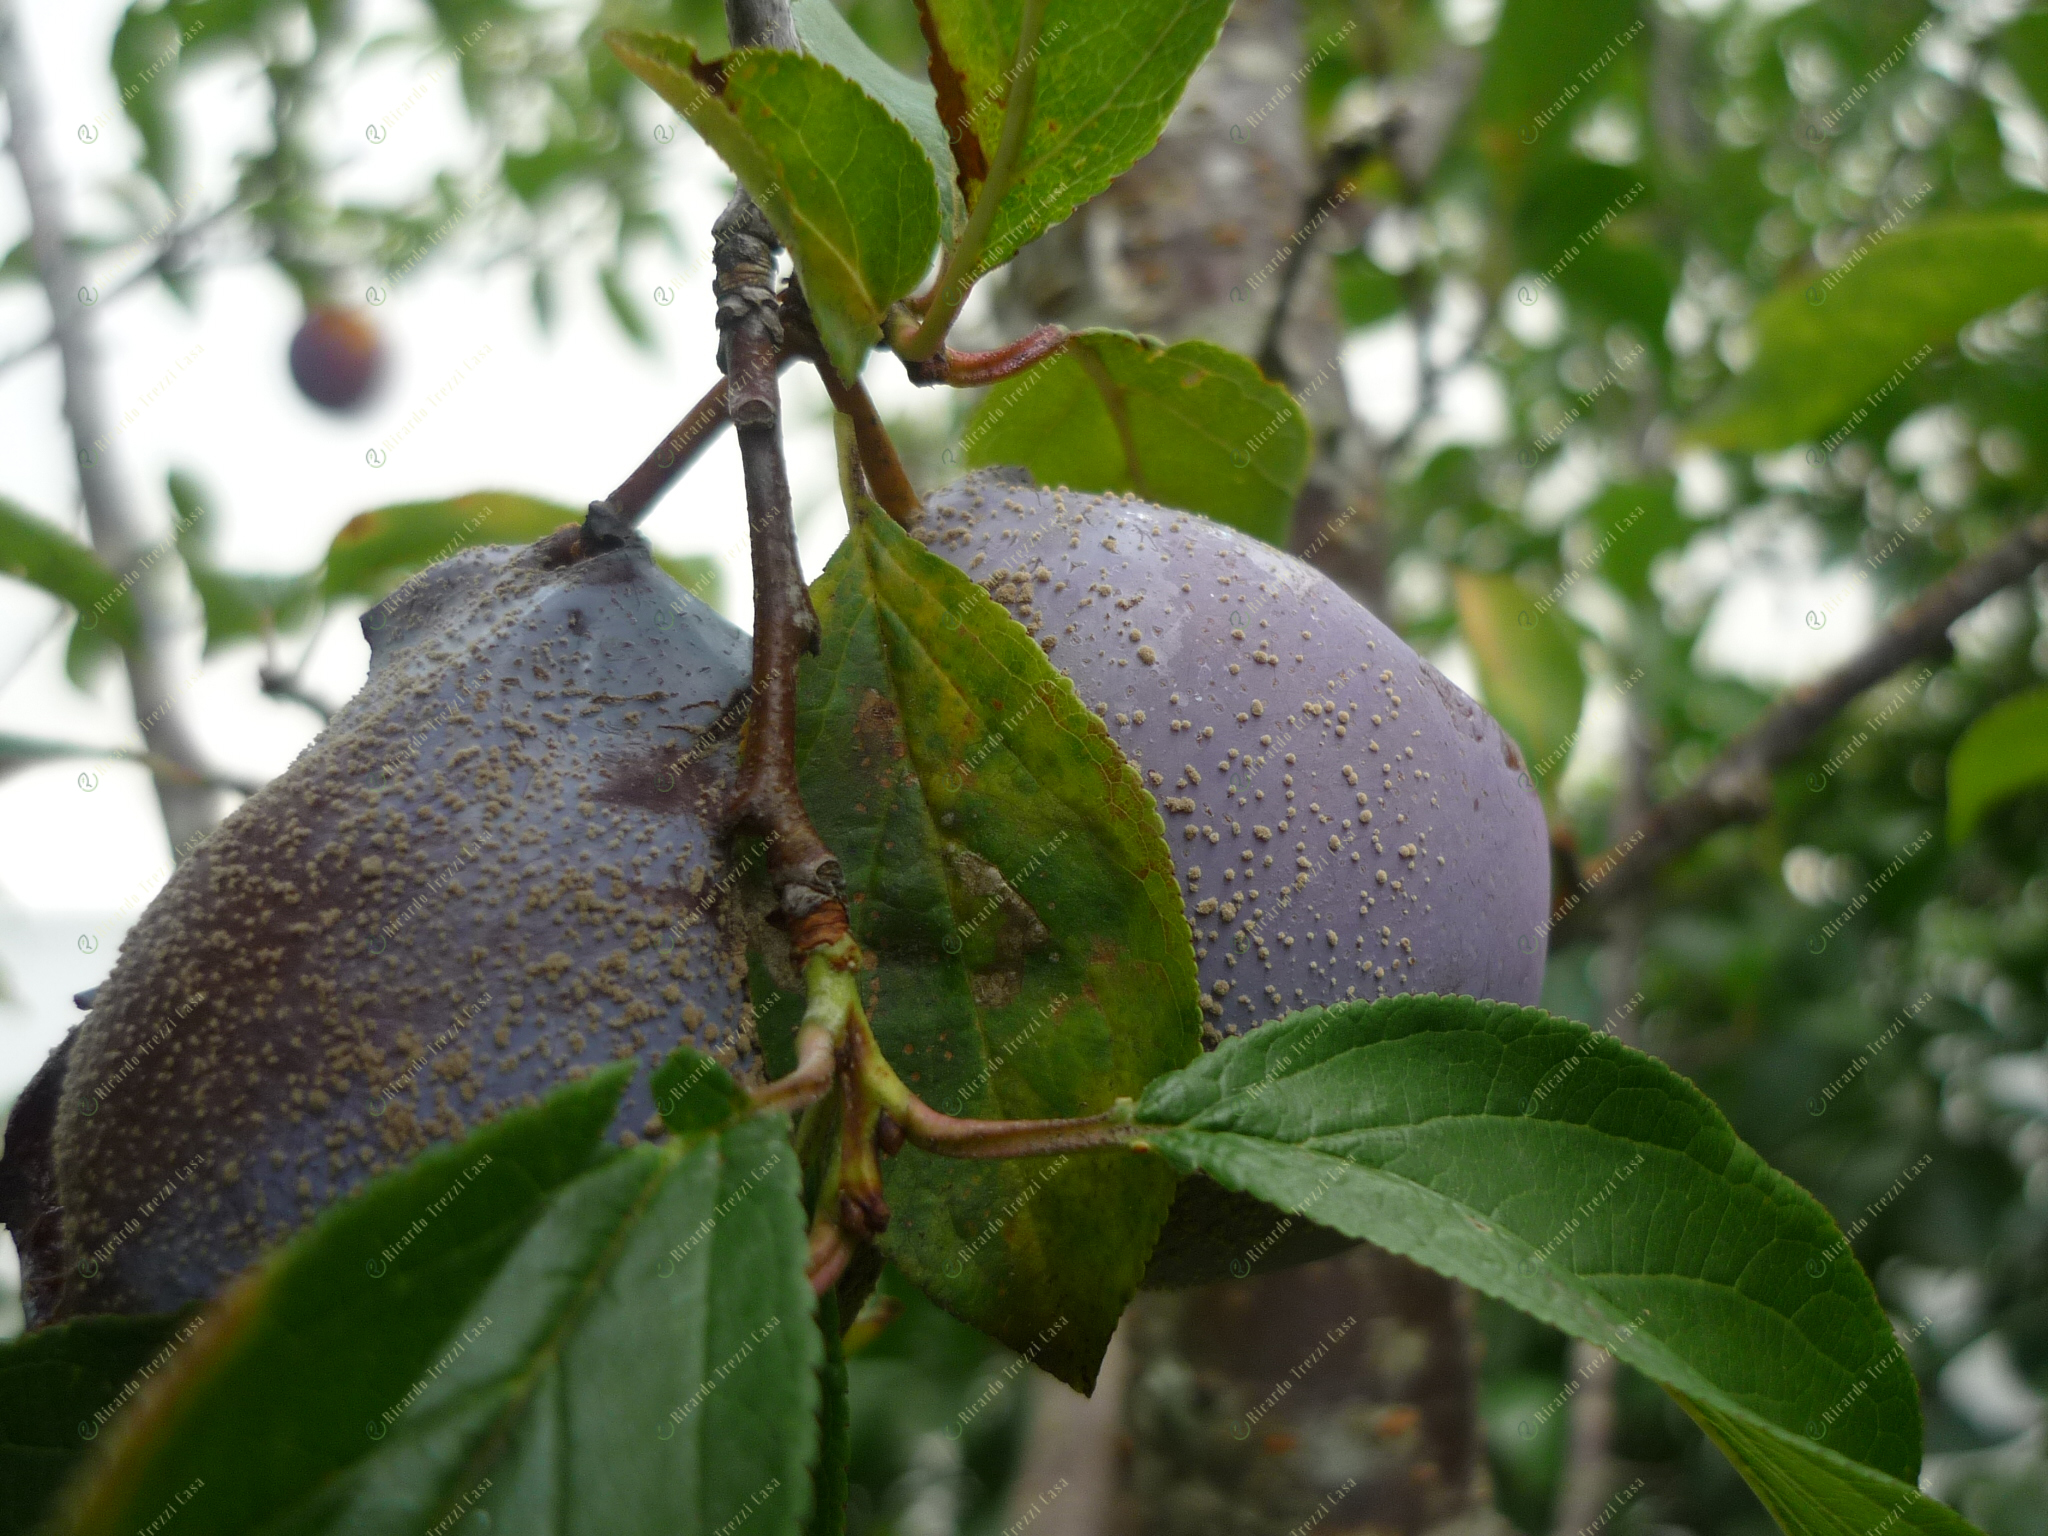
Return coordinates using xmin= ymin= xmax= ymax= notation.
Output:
xmin=1570 ymin=509 xmax=2048 ymax=922
xmin=0 ymin=0 xmax=220 ymax=856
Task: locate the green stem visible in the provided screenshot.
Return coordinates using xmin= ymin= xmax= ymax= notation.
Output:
xmin=896 ymin=0 xmax=1051 ymax=362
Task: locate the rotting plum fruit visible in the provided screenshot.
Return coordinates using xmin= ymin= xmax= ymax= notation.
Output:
xmin=909 ymin=468 xmax=1551 ymax=1283
xmin=288 ymin=304 xmax=386 ymax=412
xmin=0 ymin=514 xmax=757 ymax=1327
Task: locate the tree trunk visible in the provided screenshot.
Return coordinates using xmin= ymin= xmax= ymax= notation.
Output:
xmin=994 ymin=5 xmax=1502 ymax=1534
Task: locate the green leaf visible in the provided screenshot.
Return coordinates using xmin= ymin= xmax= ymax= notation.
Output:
xmin=1469 ymin=0 xmax=1642 ymax=197
xmin=1132 ymin=994 xmax=1980 ymax=1536
xmin=110 ymin=3 xmax=187 ymax=195
xmin=0 ymin=1313 xmax=181 ymax=1536
xmin=599 ymin=263 xmax=656 ymax=348
xmin=608 ymin=32 xmax=942 ymax=382
xmin=1999 ymin=9 xmax=2048 ymax=115
xmin=57 ymin=1063 xmax=822 ymax=1536
xmin=791 ymin=0 xmax=964 ymax=242
xmin=166 ymin=470 xmax=211 ymax=561
xmin=652 ymin=1043 xmax=753 ymax=1135
xmin=919 ymin=0 xmax=1230 ymax=273
xmin=320 ymin=491 xmax=581 ymax=601
xmin=1332 ymin=248 xmax=1405 ymax=328
xmin=793 ymin=506 xmax=1201 ymax=1390
xmin=1947 ymin=686 xmax=2048 ymax=843
xmin=1693 ymin=213 xmax=2048 ymax=451
xmin=1583 ymin=481 xmax=1689 ymax=606
xmin=52 ymin=1069 xmax=630 ymax=1535
xmin=1452 ymin=569 xmax=1585 ymax=774
xmin=0 ymin=497 xmax=141 ymax=649
xmin=959 ymin=330 xmax=1309 ymax=545
xmin=188 ymin=567 xmax=321 ymax=653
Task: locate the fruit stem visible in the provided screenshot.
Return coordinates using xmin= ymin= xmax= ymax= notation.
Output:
xmin=606 ymin=375 xmax=731 ymax=527
xmin=895 ymin=0 xmax=1052 ymax=362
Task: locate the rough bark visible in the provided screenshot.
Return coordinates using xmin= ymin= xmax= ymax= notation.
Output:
xmin=994 ymin=5 xmax=1502 ymax=1534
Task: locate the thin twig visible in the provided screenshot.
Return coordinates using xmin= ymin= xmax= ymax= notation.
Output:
xmin=608 ymin=376 xmax=734 ymax=525
xmin=1569 ymin=509 xmax=2048 ymax=923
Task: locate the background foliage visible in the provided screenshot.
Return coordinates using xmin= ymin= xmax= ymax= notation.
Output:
xmin=5 ymin=0 xmax=2048 ymax=1534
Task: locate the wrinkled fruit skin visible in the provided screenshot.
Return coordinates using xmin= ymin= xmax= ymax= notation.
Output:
xmin=0 ymin=524 xmax=756 ymax=1326
xmin=912 ymin=469 xmax=1550 ymax=1283
xmin=288 ymin=305 xmax=385 ymax=412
